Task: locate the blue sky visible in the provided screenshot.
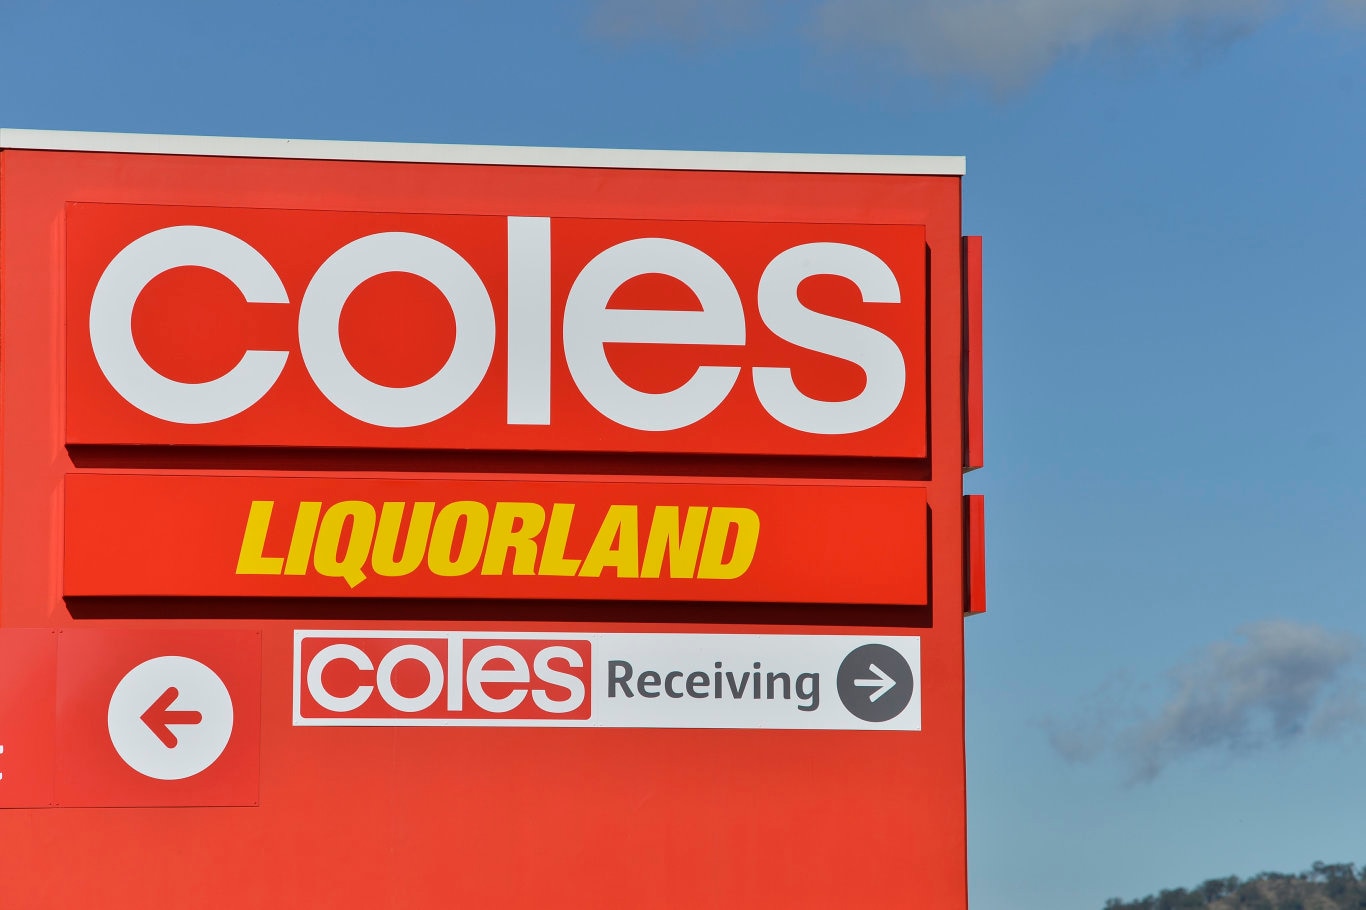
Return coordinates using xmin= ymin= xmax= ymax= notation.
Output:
xmin=5 ymin=2 xmax=1366 ymax=907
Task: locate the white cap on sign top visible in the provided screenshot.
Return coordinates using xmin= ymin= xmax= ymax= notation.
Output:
xmin=0 ymin=128 xmax=965 ymax=176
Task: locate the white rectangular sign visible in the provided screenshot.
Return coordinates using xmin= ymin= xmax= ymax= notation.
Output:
xmin=293 ymin=630 xmax=920 ymax=731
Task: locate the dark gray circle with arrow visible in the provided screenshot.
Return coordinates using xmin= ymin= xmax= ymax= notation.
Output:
xmin=836 ymin=643 xmax=914 ymax=723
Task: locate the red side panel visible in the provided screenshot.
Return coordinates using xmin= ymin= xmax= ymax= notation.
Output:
xmin=962 ymin=236 xmax=984 ymax=471
xmin=964 ymin=494 xmax=987 ymax=616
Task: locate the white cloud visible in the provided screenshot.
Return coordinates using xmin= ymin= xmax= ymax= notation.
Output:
xmin=588 ymin=0 xmax=1363 ymax=87
xmin=811 ymin=0 xmax=1279 ymax=88
xmin=1049 ymin=621 xmax=1364 ymax=782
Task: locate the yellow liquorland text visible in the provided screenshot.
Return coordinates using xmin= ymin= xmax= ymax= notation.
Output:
xmin=235 ymin=500 xmax=760 ymax=589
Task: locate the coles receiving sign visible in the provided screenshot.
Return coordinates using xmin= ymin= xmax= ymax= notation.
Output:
xmin=294 ymin=630 xmax=921 ymax=731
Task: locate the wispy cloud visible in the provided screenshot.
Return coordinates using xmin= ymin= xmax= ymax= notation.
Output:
xmin=811 ymin=0 xmax=1279 ymax=88
xmin=1045 ymin=672 xmax=1143 ymax=764
xmin=588 ymin=0 xmax=773 ymax=44
xmin=1049 ymin=621 xmax=1364 ymax=782
xmin=588 ymin=1 xmax=1359 ymax=88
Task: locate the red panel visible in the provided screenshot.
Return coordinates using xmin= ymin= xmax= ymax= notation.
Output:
xmin=0 ymin=630 xmax=58 ymax=807
xmin=66 ymin=203 xmax=927 ymax=459
xmin=54 ymin=628 xmax=261 ymax=806
xmin=964 ymin=494 xmax=987 ymax=616
xmin=65 ymin=472 xmax=929 ymax=605
xmin=962 ymin=236 xmax=983 ymax=471
xmin=0 ymin=146 xmax=970 ymax=910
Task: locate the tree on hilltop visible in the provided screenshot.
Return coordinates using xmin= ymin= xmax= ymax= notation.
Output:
xmin=1103 ymin=862 xmax=1366 ymax=910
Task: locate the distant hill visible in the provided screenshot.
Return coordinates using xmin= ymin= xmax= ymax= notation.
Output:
xmin=1103 ymin=862 xmax=1366 ymax=909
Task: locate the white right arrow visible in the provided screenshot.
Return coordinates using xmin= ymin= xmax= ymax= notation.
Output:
xmin=853 ymin=663 xmax=895 ymax=702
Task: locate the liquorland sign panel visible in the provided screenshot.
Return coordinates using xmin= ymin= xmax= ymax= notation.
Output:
xmin=0 ymin=130 xmax=984 ymax=909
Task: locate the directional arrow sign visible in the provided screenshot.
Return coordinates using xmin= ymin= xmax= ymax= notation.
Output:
xmin=53 ymin=629 xmax=260 ymax=807
xmin=837 ymin=644 xmax=915 ymax=723
xmin=107 ymin=656 xmax=234 ymax=781
xmin=853 ymin=664 xmax=896 ymax=702
xmin=139 ymin=687 xmax=203 ymax=748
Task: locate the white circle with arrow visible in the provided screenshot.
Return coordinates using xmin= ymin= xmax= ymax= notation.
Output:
xmin=107 ymin=655 xmax=235 ymax=780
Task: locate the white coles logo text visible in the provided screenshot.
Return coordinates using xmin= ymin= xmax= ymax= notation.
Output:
xmin=89 ymin=220 xmax=906 ymax=434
